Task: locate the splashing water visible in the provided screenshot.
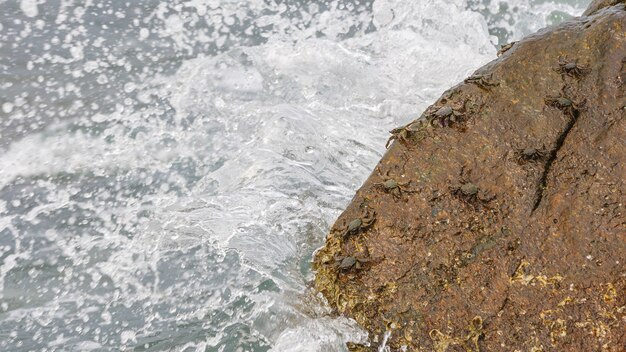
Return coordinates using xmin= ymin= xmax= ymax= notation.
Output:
xmin=0 ymin=0 xmax=588 ymax=351
xmin=377 ymin=330 xmax=392 ymax=352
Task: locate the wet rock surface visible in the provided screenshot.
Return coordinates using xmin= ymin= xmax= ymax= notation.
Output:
xmin=314 ymin=2 xmax=626 ymax=351
xmin=584 ymin=0 xmax=626 ymax=15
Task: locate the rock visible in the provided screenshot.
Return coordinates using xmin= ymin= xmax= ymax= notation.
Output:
xmin=583 ymin=0 xmax=625 ymax=16
xmin=313 ymin=2 xmax=626 ymax=351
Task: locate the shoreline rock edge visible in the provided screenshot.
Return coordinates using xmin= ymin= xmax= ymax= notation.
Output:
xmin=313 ymin=2 xmax=626 ymax=351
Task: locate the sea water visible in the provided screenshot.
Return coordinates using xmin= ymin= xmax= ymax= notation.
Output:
xmin=0 ymin=0 xmax=588 ymax=351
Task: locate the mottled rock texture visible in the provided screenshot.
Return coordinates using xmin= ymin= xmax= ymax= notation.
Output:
xmin=313 ymin=2 xmax=626 ymax=351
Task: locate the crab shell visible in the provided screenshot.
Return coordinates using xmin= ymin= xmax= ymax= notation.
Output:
xmin=384 ymin=179 xmax=399 ymax=189
xmin=564 ymin=62 xmax=578 ymax=70
xmin=523 ymin=148 xmax=539 ymax=157
xmin=556 ymin=97 xmax=573 ymax=107
xmin=347 ymin=218 xmax=362 ymax=232
xmin=339 ymin=256 xmax=357 ymax=270
xmin=435 ymin=106 xmax=454 ymax=118
xmin=461 ymin=183 xmax=479 ymax=196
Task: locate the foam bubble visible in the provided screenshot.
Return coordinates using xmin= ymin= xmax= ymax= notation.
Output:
xmin=2 ymin=102 xmax=13 ymax=113
xmin=20 ymin=0 xmax=40 ymax=18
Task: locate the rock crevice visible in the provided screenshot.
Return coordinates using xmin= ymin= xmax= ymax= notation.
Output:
xmin=533 ymin=99 xmax=584 ymax=213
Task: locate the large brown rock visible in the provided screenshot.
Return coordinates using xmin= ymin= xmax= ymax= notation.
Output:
xmin=584 ymin=0 xmax=626 ymax=15
xmin=313 ymin=2 xmax=626 ymax=351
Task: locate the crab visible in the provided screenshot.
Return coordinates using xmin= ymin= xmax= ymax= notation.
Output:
xmin=555 ymin=57 xmax=590 ymax=79
xmin=426 ymin=103 xmax=465 ymax=128
xmin=545 ymin=93 xmax=586 ymax=118
xmin=449 ymin=167 xmax=494 ymax=208
xmin=386 ymin=121 xmax=422 ymax=148
xmin=514 ymin=146 xmax=548 ymax=164
xmin=342 ymin=208 xmax=376 ymax=238
xmin=333 ymin=255 xmax=370 ymax=271
xmin=464 ymin=74 xmax=499 ymax=90
xmin=497 ymin=41 xmax=517 ymax=57
xmin=451 ymin=182 xmax=480 ymax=203
xmin=372 ymin=167 xmax=415 ymax=200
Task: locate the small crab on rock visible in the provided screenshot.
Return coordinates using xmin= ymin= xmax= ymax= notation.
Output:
xmin=515 ymin=146 xmax=548 ymax=164
xmin=451 ymin=182 xmax=480 ymax=202
xmin=449 ymin=167 xmax=494 ymax=208
xmin=333 ymin=255 xmax=373 ymax=272
xmin=464 ymin=73 xmax=499 ymax=90
xmin=555 ymin=57 xmax=590 ymax=79
xmin=342 ymin=208 xmax=376 ymax=238
xmin=497 ymin=41 xmax=518 ymax=56
xmin=545 ymin=93 xmax=586 ymax=118
xmin=372 ymin=167 xmax=415 ymax=200
xmin=426 ymin=103 xmax=466 ymax=128
xmin=386 ymin=120 xmax=423 ymax=148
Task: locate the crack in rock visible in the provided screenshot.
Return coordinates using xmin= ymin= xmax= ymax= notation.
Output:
xmin=532 ymin=109 xmax=582 ymax=213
